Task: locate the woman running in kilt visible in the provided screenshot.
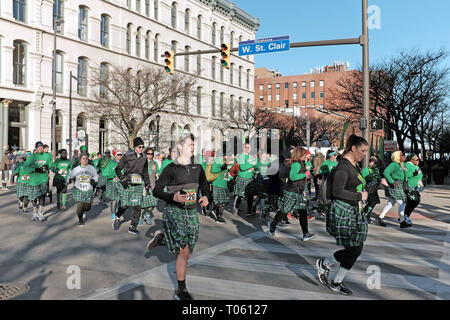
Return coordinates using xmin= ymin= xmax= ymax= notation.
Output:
xmin=140 ymin=147 xmax=159 ymax=226
xmin=268 ymin=147 xmax=316 ymax=241
xmin=97 ymin=150 xmax=112 ymax=201
xmin=376 ymin=151 xmax=410 ymax=228
xmin=52 ymin=149 xmax=72 ymax=210
xmin=67 ymin=153 xmax=99 ymax=226
xmin=113 ymin=137 xmax=151 ymax=235
xmin=233 ymin=142 xmax=257 ymax=216
xmin=147 ymin=134 xmax=210 ymax=300
xmin=404 ymin=154 xmax=424 ymax=225
xmin=24 ymin=141 xmax=53 ymax=222
xmin=316 ymin=135 xmax=369 ymax=296
xmin=102 ymin=149 xmax=123 ymax=220
xmin=209 ymin=152 xmax=234 ymax=224
xmin=252 ymin=152 xmax=271 ymax=216
xmin=14 ymin=152 xmax=32 ymax=212
xmin=361 ymin=156 xmax=381 ymax=224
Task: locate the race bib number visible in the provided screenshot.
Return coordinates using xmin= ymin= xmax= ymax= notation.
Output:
xmin=224 ymin=172 xmax=231 ymax=181
xmin=79 ymin=175 xmax=90 ymax=190
xmin=58 ymin=169 xmax=67 ymax=176
xmin=183 ymin=188 xmax=197 ymax=206
xmin=113 ymin=177 xmax=119 ymax=182
xmin=130 ymin=174 xmax=142 ymax=185
xmin=21 ymin=175 xmax=30 ymax=181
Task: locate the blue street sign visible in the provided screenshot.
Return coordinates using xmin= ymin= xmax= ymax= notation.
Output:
xmin=239 ymin=36 xmax=290 ymax=56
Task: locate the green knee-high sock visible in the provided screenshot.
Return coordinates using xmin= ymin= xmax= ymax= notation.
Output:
xmin=62 ymin=193 xmax=67 ymax=206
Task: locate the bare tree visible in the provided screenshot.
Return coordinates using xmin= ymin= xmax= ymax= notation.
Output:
xmin=85 ymin=64 xmax=197 ymax=148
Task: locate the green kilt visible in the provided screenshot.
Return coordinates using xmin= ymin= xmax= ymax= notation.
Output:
xmin=72 ymin=187 xmax=94 ymax=203
xmin=103 ymin=180 xmax=120 ymax=201
xmin=97 ymin=173 xmax=106 ymax=188
xmin=163 ymin=204 xmax=199 ymax=254
xmin=279 ymin=190 xmax=306 ymax=214
xmin=234 ymin=176 xmax=252 ymax=197
xmin=406 ymin=190 xmax=421 ymax=202
xmin=52 ymin=176 xmax=67 ymax=190
xmin=27 ymin=183 xmax=48 ymax=201
xmin=326 ymin=199 xmax=368 ymax=247
xmin=117 ymin=183 xmax=143 ymax=207
xmin=267 ymin=194 xmax=280 ymax=212
xmin=386 ymin=185 xmax=407 ymax=202
xmin=142 ymin=188 xmax=158 ymax=208
xmin=213 ymin=186 xmax=231 ymax=204
xmin=16 ymin=182 xmax=29 ymax=198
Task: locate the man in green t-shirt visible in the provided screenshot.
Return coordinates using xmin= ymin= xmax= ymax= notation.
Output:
xmin=24 ymin=141 xmax=54 ymax=221
xmin=233 ymin=142 xmax=257 ymax=216
xmin=52 ymin=149 xmax=72 ymax=210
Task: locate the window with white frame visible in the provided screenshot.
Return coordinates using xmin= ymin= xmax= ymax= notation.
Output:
xmin=100 ymin=14 xmax=109 ymax=48
xmin=126 ymin=23 xmax=132 ymax=54
xmin=13 ymin=40 xmax=26 ymax=85
xmin=77 ymin=57 xmax=88 ymax=96
xmin=185 ymin=46 xmax=190 ymax=72
xmin=13 ymin=0 xmax=26 ymax=22
xmin=53 ymin=0 xmax=64 ymax=34
xmin=197 ymin=15 xmax=202 ymax=40
xmin=78 ymin=6 xmax=88 ymax=41
xmin=136 ymin=27 xmax=142 ymax=57
xmin=185 ymin=9 xmax=190 ymax=34
xmin=171 ymin=2 xmax=177 ymax=29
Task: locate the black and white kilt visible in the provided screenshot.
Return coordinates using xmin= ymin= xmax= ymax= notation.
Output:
xmin=163 ymin=204 xmax=200 ymax=254
xmin=326 ymin=199 xmax=368 ymax=247
xmin=213 ymin=186 xmax=231 ymax=204
xmin=386 ymin=185 xmax=407 ymax=202
xmin=142 ymin=188 xmax=158 ymax=208
xmin=72 ymin=187 xmax=94 ymax=204
xmin=52 ymin=176 xmax=67 ymax=190
xmin=103 ymin=180 xmax=120 ymax=201
xmin=117 ymin=183 xmax=144 ymax=207
xmin=16 ymin=181 xmax=29 ymax=198
xmin=279 ymin=190 xmax=307 ymax=214
xmin=234 ymin=176 xmax=252 ymax=197
xmin=406 ymin=190 xmax=421 ymax=203
xmin=97 ymin=173 xmax=106 ymax=188
xmin=27 ymin=183 xmax=49 ymax=201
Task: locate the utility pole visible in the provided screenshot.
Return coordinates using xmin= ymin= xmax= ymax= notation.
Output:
xmin=362 ymin=0 xmax=370 ymax=167
xmin=52 ymin=13 xmax=64 ymax=156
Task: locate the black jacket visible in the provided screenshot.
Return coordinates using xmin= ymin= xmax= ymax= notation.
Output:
xmin=115 ymin=150 xmax=150 ymax=186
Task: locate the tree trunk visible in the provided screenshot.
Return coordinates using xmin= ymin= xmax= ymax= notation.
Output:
xmin=395 ymin=130 xmax=406 ymax=153
xmin=128 ymin=132 xmax=136 ymax=150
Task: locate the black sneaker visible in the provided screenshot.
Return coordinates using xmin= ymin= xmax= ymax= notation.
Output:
xmin=215 ymin=215 xmax=226 ymax=224
xmin=301 ymin=233 xmax=316 ymax=242
xmin=147 ymin=231 xmax=164 ymax=250
xmin=400 ymin=221 xmax=412 ymax=229
xmin=174 ymin=289 xmax=194 ymax=300
xmin=18 ymin=201 xmax=23 ymax=210
xmin=329 ymin=281 xmax=353 ymax=296
xmin=245 ymin=211 xmax=256 ymax=217
xmin=78 ymin=221 xmax=85 ymax=227
xmin=209 ymin=210 xmax=219 ymax=221
xmin=112 ymin=217 xmax=121 ymax=230
xmin=283 ymin=218 xmax=291 ymax=225
xmin=316 ymin=259 xmax=330 ymax=286
xmin=376 ymin=216 xmax=386 ymax=227
xmin=128 ymin=226 xmax=140 ymax=235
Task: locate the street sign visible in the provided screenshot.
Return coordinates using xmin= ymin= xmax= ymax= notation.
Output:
xmin=239 ymin=36 xmax=290 ymax=56
xmin=370 ymin=119 xmax=383 ymax=130
xmin=384 ymin=140 xmax=396 ymax=152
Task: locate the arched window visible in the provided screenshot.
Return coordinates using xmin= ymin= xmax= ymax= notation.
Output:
xmin=76 ymin=113 xmax=88 ymax=132
xmin=170 ymin=123 xmax=178 ymax=148
xmin=149 ymin=120 xmax=157 ymax=147
xmin=100 ymin=14 xmax=110 ymax=48
xmin=196 ymin=55 xmax=201 ymax=76
xmin=184 ymin=46 xmax=190 ymax=72
xmin=171 ymin=2 xmax=177 ymax=29
xmin=145 ymin=31 xmax=151 ymax=60
xmin=247 ymin=69 xmax=251 ymax=90
xmin=238 ymin=66 xmax=243 ymax=87
xmin=136 ymin=27 xmax=142 ymax=57
xmin=136 ymin=0 xmax=141 ymax=13
xmin=145 ymin=0 xmax=150 ymax=16
xmin=184 ymin=84 xmax=190 ymax=112
xmin=230 ymin=62 xmax=234 ymax=86
xmin=230 ymin=31 xmax=235 ymax=48
xmin=153 ymin=33 xmax=159 ymax=62
xmin=153 ymin=0 xmax=158 ymax=20
xmin=211 ymin=56 xmax=216 ymax=80
xmin=99 ymin=62 xmax=109 ymax=98
xmin=211 ymin=90 xmax=217 ymax=117
xmin=220 ymin=92 xmax=225 ymax=118
xmin=183 ymin=125 xmax=191 ymax=135
xmin=220 ymin=26 xmax=225 ymax=45
xmin=77 ymin=57 xmax=88 ymax=96
xmin=171 ymin=40 xmax=177 ymax=69
xmin=184 ymin=9 xmax=190 ymax=34
xmin=78 ymin=6 xmax=88 ymax=41
xmin=211 ymin=23 xmax=217 ymax=46
xmin=196 ymin=86 xmax=202 ymax=114
xmin=230 ymin=95 xmax=235 ymax=119
xmin=197 ymin=15 xmax=202 ymax=40
xmin=126 ymin=23 xmax=132 ymax=54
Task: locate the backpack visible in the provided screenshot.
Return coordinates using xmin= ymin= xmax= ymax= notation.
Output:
xmin=317 ymin=169 xmax=335 ymax=206
xmin=205 ymin=164 xmax=219 ymax=182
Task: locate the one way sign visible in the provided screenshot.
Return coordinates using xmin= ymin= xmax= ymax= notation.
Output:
xmin=371 ymin=119 xmax=383 ymax=130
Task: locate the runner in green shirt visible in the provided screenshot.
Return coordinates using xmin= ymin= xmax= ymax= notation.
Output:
xmin=233 ymin=142 xmax=257 ymax=216
xmin=52 ymin=149 xmax=72 ymax=210
xmin=319 ymin=150 xmax=338 ymax=176
xmin=14 ymin=152 xmax=33 ymax=212
xmin=210 ymin=153 xmax=234 ymax=224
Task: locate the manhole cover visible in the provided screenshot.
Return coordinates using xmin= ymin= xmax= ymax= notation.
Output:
xmin=0 ymin=283 xmax=30 ymax=300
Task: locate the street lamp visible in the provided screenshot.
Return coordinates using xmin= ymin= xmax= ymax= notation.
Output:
xmin=156 ymin=114 xmax=161 ymax=152
xmin=52 ymin=16 xmax=64 ymax=157
xmin=69 ymin=71 xmax=78 ymax=160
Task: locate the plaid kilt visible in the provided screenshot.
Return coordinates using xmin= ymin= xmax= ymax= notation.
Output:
xmin=16 ymin=181 xmax=29 ymax=198
xmin=386 ymin=185 xmax=407 ymax=202
xmin=142 ymin=188 xmax=158 ymax=208
xmin=52 ymin=176 xmax=67 ymax=190
xmin=326 ymin=199 xmax=368 ymax=247
xmin=97 ymin=173 xmax=107 ymax=188
xmin=103 ymin=180 xmax=120 ymax=201
xmin=406 ymin=190 xmax=421 ymax=202
xmin=72 ymin=187 xmax=94 ymax=204
xmin=279 ymin=190 xmax=307 ymax=214
xmin=255 ymin=175 xmax=269 ymax=195
xmin=268 ymin=194 xmax=280 ymax=212
xmin=163 ymin=204 xmax=200 ymax=254
xmin=367 ymin=190 xmax=380 ymax=206
xmin=27 ymin=183 xmax=48 ymax=201
xmin=213 ymin=186 xmax=231 ymax=204
xmin=234 ymin=176 xmax=252 ymax=197
xmin=117 ymin=183 xmax=144 ymax=207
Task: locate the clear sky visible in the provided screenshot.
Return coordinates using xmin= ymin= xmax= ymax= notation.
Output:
xmin=235 ymin=0 xmax=450 ymax=75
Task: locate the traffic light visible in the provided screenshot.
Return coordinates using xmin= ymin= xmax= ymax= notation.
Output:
xmin=370 ymin=119 xmax=383 ymax=130
xmin=164 ymin=51 xmax=174 ymax=74
xmin=220 ymin=43 xmax=230 ymax=69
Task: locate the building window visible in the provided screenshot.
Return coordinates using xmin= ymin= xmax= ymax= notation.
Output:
xmin=78 ymin=6 xmax=88 ymax=41
xmin=145 ymin=0 xmax=150 ymax=16
xmin=238 ymin=66 xmax=242 ymax=87
xmin=285 ymin=100 xmax=289 ymax=107
xmin=246 ymin=69 xmax=250 ymax=90
xmin=197 ymin=86 xmax=202 ymax=114
xmin=153 ymin=0 xmax=158 ymax=20
xmin=171 ymin=2 xmax=177 ymax=29
xmin=184 ymin=46 xmax=190 ymax=72
xmin=136 ymin=27 xmax=142 ymax=57
xmin=53 ymin=0 xmax=63 ymax=33
xmin=285 ymin=82 xmax=289 ymax=89
xmin=302 ymin=92 xmax=306 ymax=99
xmin=239 ymin=97 xmax=243 ymax=121
xmin=230 ymin=95 xmax=235 ymax=118
xmin=293 ymin=93 xmax=298 ymax=100
xmin=276 ymin=94 xmax=280 ymax=101
xmin=184 ymin=84 xmax=190 ymax=112
xmin=293 ymin=82 xmax=298 ymax=88
xmin=54 ymin=51 xmax=63 ymax=93
xmin=320 ymin=80 xmax=324 ymax=87
xmin=145 ymin=31 xmax=151 ymax=60
xmin=211 ymin=90 xmax=216 ymax=117
xmin=276 ymin=83 xmax=280 ymax=89
xmin=126 ymin=24 xmax=132 ymax=54
xmin=171 ymin=41 xmax=177 ymax=69
xmin=127 ymin=0 xmax=131 ymax=9
xmin=320 ymin=91 xmax=324 ymax=98
xmin=302 ymin=81 xmax=306 ymax=87
xmin=259 ymin=84 xmax=263 ymax=91
xmin=184 ymin=9 xmax=190 ymax=34
xmin=230 ymin=31 xmax=235 ymax=48
xmin=220 ymin=92 xmax=225 ymax=117
xmin=311 ymin=81 xmax=315 ymax=87
xmin=211 ymin=23 xmax=217 ymax=46
xmin=259 ymin=95 xmax=263 ymax=101
xmin=197 ymin=55 xmax=201 ymax=76
xmin=268 ymin=95 xmax=272 ymax=101
xmin=311 ymin=92 xmax=315 ymax=98
xmin=100 ymin=15 xmax=109 ymax=48
xmin=220 ymin=65 xmax=224 ymax=82
xmin=268 ymin=84 xmax=272 ymax=90
xmin=77 ymin=57 xmax=88 ymax=96
xmin=13 ymin=40 xmax=26 ymax=85
xmin=153 ymin=34 xmax=159 ymax=62
xmin=211 ymin=56 xmax=216 ymax=80
xmin=220 ymin=26 xmax=225 ymax=44
xmin=136 ymin=0 xmax=141 ymax=13
xmin=230 ymin=63 xmax=234 ymax=85
xmin=99 ymin=62 xmax=108 ymax=98
xmin=197 ymin=15 xmax=202 ymax=40
xmin=13 ymin=0 xmax=26 ymax=22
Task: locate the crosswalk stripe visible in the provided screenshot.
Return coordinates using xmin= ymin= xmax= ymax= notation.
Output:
xmin=195 ymin=255 xmax=441 ymax=293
